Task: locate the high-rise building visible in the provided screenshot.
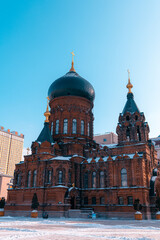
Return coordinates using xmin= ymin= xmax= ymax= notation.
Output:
xmin=0 ymin=173 xmax=12 ymax=199
xmin=94 ymin=132 xmax=118 ymax=145
xmin=0 ymin=127 xmax=24 ymax=176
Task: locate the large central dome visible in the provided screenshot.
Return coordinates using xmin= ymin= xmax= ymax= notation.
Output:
xmin=48 ymin=70 xmax=95 ymax=102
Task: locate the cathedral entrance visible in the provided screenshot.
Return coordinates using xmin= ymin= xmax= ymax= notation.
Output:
xmin=71 ymin=196 xmax=75 ymax=209
xmin=64 ymin=187 xmax=80 ymax=209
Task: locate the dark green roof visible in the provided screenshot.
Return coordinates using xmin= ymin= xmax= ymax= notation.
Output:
xmin=48 ymin=71 xmax=95 ymax=102
xmin=36 ymin=122 xmax=53 ymax=144
xmin=122 ymin=93 xmax=140 ymax=115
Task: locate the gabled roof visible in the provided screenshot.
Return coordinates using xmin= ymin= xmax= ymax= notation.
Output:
xmin=122 ymin=93 xmax=140 ymax=115
xmin=36 ymin=122 xmax=53 ymax=144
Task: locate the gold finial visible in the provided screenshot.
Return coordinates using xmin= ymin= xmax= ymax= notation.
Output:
xmin=126 ymin=69 xmax=133 ymax=93
xmin=44 ymin=96 xmax=51 ymax=123
xmin=27 ymin=147 xmax=30 ymax=155
xmin=69 ymin=51 xmax=76 ymax=72
xmin=71 ymin=51 xmax=75 ymax=62
xmin=127 ymin=69 xmax=130 ymax=79
xmin=72 ymin=183 xmax=75 ymax=187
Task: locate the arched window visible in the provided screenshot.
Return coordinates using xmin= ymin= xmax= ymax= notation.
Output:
xmin=15 ymin=172 xmax=21 ymax=186
xmin=58 ymin=170 xmax=63 ymax=184
xmin=51 ymin=122 xmax=54 ymax=135
xmin=135 ymin=115 xmax=138 ymax=121
xmin=68 ymin=171 xmax=71 ymax=184
xmin=92 ymin=172 xmax=96 ymax=188
xmin=48 ymin=170 xmax=52 ymax=183
xmin=33 ymin=170 xmax=37 ymax=187
xmin=127 ymin=196 xmax=133 ymax=205
xmin=84 ymin=197 xmax=88 ymax=205
xmin=81 ymin=120 xmax=84 ymax=135
xmin=137 ymin=126 xmax=141 ymax=141
xmin=92 ymin=197 xmax=96 ymax=205
xmin=55 ymin=120 xmax=59 ymax=134
xmin=126 ymin=127 xmax=130 ymax=141
xmin=121 ymin=168 xmax=127 ymax=187
xmin=63 ymin=119 xmax=68 ymax=134
xmin=27 ymin=170 xmax=31 ymax=187
xmin=87 ymin=123 xmax=90 ymax=136
xmin=72 ymin=119 xmax=77 ymax=134
xmin=35 ymin=147 xmax=38 ymax=154
xmin=126 ymin=115 xmax=130 ymax=121
xmin=118 ymin=196 xmax=124 ymax=205
xmin=100 ymin=171 xmax=104 ymax=188
xmin=100 ymin=197 xmax=105 ymax=205
xmin=17 ymin=173 xmax=21 ymax=186
xmin=84 ymin=172 xmax=88 ymax=188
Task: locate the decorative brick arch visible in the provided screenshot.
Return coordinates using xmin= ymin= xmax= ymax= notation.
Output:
xmin=65 ymin=187 xmax=80 ymax=209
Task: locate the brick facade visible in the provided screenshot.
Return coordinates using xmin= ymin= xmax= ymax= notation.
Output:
xmin=5 ymin=69 xmax=159 ymax=219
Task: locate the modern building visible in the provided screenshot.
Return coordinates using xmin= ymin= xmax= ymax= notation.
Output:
xmin=151 ymin=136 xmax=160 ymax=163
xmin=94 ymin=132 xmax=118 ymax=145
xmin=0 ymin=173 xmax=12 ymax=199
xmin=0 ymin=127 xmax=24 ymax=176
xmin=6 ymin=59 xmax=159 ymax=219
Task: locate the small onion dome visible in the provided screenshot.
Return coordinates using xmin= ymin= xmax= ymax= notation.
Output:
xmin=48 ymin=71 xmax=95 ymax=102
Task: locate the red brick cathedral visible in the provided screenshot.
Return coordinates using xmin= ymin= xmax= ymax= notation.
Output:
xmin=6 ymin=59 xmax=158 ymax=219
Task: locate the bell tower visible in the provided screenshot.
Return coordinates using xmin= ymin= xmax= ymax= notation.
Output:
xmin=116 ymin=71 xmax=149 ymax=145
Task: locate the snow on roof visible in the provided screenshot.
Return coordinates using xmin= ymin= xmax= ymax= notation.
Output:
xmin=102 ymin=142 xmax=145 ymax=149
xmin=84 ymin=153 xmax=143 ymax=164
xmin=101 ymin=144 xmax=118 ymax=148
xmin=44 ymin=155 xmax=85 ymax=162
xmin=63 ymin=137 xmax=74 ymax=139
xmin=86 ymin=157 xmax=106 ymax=163
xmin=151 ymin=176 xmax=157 ymax=182
xmin=68 ymin=187 xmax=78 ymax=192
xmin=52 ymin=185 xmax=68 ymax=188
xmin=17 ymin=161 xmax=24 ymax=165
xmin=103 ymin=157 xmax=108 ymax=161
xmin=50 ymin=156 xmax=71 ymax=161
xmin=72 ymin=155 xmax=84 ymax=158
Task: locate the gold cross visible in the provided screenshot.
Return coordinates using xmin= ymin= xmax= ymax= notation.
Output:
xmin=71 ymin=51 xmax=75 ymax=62
xmin=44 ymin=97 xmax=51 ymax=122
xmin=47 ymin=96 xmax=50 ymax=104
xmin=126 ymin=69 xmax=133 ymax=93
xmin=27 ymin=147 xmax=30 ymax=155
xmin=127 ymin=69 xmax=130 ymax=80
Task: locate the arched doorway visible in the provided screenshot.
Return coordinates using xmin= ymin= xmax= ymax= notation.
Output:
xmin=71 ymin=196 xmax=75 ymax=209
xmin=65 ymin=187 xmax=80 ymax=209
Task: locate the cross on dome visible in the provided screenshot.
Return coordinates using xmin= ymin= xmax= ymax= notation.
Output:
xmin=44 ymin=96 xmax=51 ymax=123
xmin=70 ymin=51 xmax=76 ymax=72
xmin=126 ymin=69 xmax=133 ymax=93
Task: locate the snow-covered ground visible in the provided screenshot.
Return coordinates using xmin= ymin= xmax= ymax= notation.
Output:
xmin=0 ymin=217 xmax=160 ymax=240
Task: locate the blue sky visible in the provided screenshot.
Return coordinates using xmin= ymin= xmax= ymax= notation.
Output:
xmin=0 ymin=0 xmax=160 ymax=148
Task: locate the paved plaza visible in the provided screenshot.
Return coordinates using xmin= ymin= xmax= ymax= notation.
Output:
xmin=0 ymin=217 xmax=160 ymax=240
